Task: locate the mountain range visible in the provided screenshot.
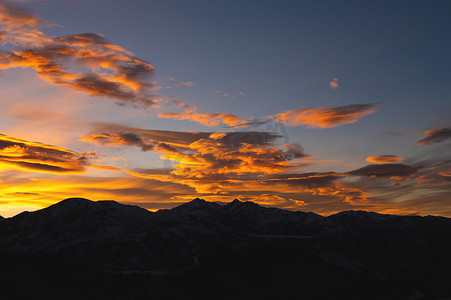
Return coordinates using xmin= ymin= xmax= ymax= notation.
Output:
xmin=1 ymin=198 xmax=450 ymax=299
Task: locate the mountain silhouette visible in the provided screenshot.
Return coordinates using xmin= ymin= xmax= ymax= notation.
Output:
xmin=1 ymin=198 xmax=451 ymax=299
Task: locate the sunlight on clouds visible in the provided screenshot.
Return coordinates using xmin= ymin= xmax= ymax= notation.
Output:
xmin=275 ymin=104 xmax=378 ymax=128
xmin=0 ymin=1 xmax=160 ymax=107
xmin=0 ymin=133 xmax=90 ymax=174
xmin=366 ymin=155 xmax=404 ymax=164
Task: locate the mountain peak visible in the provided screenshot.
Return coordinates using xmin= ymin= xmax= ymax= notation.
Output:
xmin=47 ymin=197 xmax=95 ymax=212
xmin=192 ymin=197 xmax=205 ymax=203
xmin=173 ymin=198 xmax=222 ymax=213
xmin=225 ymin=198 xmax=261 ymax=212
xmin=58 ymin=197 xmax=93 ymax=205
xmin=231 ymin=198 xmax=242 ymax=204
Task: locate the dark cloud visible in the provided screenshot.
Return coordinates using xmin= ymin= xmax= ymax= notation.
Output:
xmin=82 ymin=123 xmax=282 ymax=151
xmin=348 ymin=164 xmax=416 ymax=180
xmin=159 ymin=101 xmax=249 ymax=127
xmin=417 ymin=128 xmax=451 ymax=145
xmin=80 ymin=131 xmax=154 ymax=151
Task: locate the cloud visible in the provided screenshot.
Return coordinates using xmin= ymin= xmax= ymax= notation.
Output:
xmin=158 ymin=101 xmax=250 ymax=127
xmin=366 ymin=155 xmax=404 ymax=164
xmin=0 ymin=2 xmax=159 ymax=107
xmin=81 ymin=123 xmax=371 ymax=204
xmin=82 ymin=123 xmax=283 ymax=152
xmin=274 ymin=104 xmax=378 ymax=128
xmin=266 ymin=172 xmax=366 ymax=204
xmin=411 ymin=158 xmax=451 ymax=186
xmin=81 ymin=123 xmax=211 ymax=150
xmin=0 ymin=0 xmax=51 ymax=45
xmin=80 ymin=132 xmax=155 ymax=151
xmin=348 ymin=163 xmax=416 ymax=182
xmin=417 ymin=128 xmax=451 ymax=145
xmin=329 ymin=78 xmax=339 ymax=89
xmin=174 ymin=81 xmax=195 ymax=87
xmin=160 ymin=102 xmax=378 ymax=129
xmin=0 ymin=133 xmax=90 ymax=174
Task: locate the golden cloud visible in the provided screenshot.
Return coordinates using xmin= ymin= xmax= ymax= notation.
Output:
xmin=0 ymin=133 xmax=89 ymax=174
xmin=81 ymin=123 xmax=371 ymax=204
xmin=275 ymin=104 xmax=378 ymax=128
xmin=365 ymin=155 xmax=404 ymax=164
xmin=158 ymin=101 xmax=249 ymax=127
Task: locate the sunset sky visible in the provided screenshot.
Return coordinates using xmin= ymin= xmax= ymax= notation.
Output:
xmin=1 ymin=0 xmax=450 ymax=217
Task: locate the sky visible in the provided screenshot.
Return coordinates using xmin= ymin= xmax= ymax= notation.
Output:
xmin=0 ymin=0 xmax=450 ymax=217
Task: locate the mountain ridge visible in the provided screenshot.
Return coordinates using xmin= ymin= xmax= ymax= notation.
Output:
xmin=1 ymin=197 xmax=451 ymax=299
xmin=2 ymin=197 xmax=449 ymax=220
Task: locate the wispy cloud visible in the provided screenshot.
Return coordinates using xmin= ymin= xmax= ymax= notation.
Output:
xmin=417 ymin=128 xmax=451 ymax=145
xmin=80 ymin=132 xmax=155 ymax=152
xmin=158 ymin=101 xmax=250 ymax=127
xmin=348 ymin=163 xmax=416 ymax=184
xmin=160 ymin=101 xmax=378 ymax=129
xmin=0 ymin=0 xmax=51 ymax=44
xmin=329 ymin=78 xmax=339 ymax=89
xmin=174 ymin=81 xmax=195 ymax=87
xmin=274 ymin=104 xmax=378 ymax=128
xmin=0 ymin=1 xmax=159 ymax=107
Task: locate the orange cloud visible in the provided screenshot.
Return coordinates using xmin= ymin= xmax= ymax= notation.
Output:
xmin=81 ymin=124 xmax=371 ymax=204
xmin=158 ymin=101 xmax=249 ymax=127
xmin=275 ymin=104 xmax=378 ymax=128
xmin=0 ymin=0 xmax=52 ymax=45
xmin=160 ymin=102 xmax=378 ymax=129
xmin=365 ymin=155 xmax=404 ymax=164
xmin=329 ymin=78 xmax=339 ymax=89
xmin=0 ymin=2 xmax=159 ymax=107
xmin=417 ymin=128 xmax=451 ymax=145
xmin=0 ymin=133 xmax=90 ymax=174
